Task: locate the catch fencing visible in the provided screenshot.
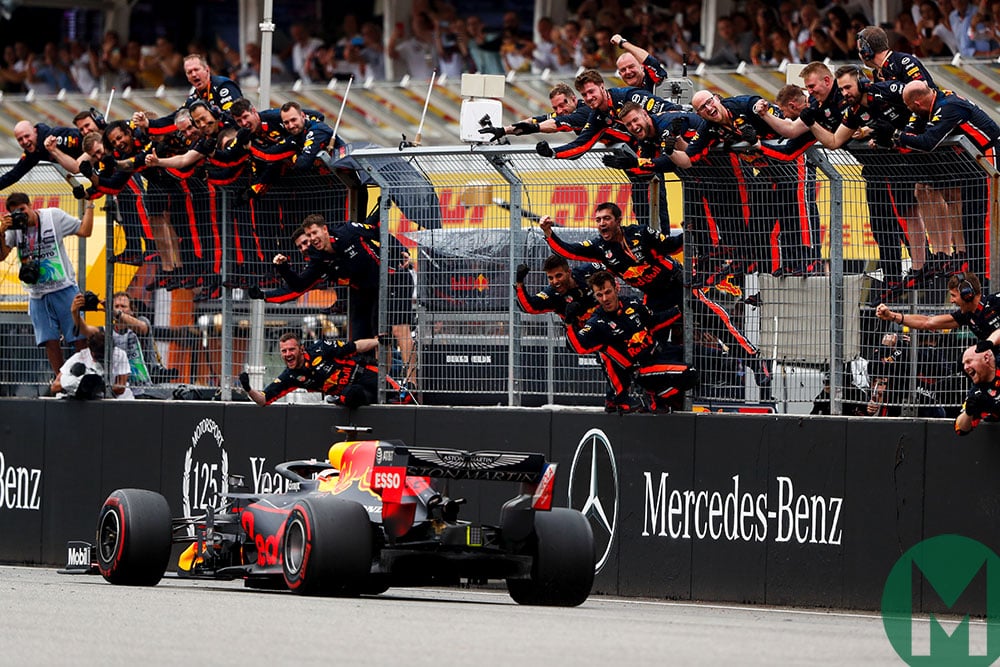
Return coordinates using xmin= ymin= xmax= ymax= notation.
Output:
xmin=0 ymin=137 xmax=995 ymax=415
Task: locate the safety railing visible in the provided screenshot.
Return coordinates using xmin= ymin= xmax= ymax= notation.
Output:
xmin=0 ymin=136 xmax=995 ymax=416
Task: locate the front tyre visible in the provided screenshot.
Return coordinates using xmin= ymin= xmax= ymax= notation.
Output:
xmin=507 ymin=508 xmax=595 ymax=606
xmin=282 ymin=497 xmax=372 ymax=596
xmin=96 ymin=489 xmax=172 ymax=586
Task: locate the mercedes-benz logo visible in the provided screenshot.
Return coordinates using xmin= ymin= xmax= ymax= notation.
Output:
xmin=568 ymin=427 xmax=619 ymax=574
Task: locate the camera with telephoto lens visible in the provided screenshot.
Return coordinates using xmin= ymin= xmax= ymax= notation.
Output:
xmin=9 ymin=210 xmax=29 ymax=231
xmin=80 ymin=290 xmax=101 ymax=311
xmin=18 ymin=259 xmax=40 ymax=284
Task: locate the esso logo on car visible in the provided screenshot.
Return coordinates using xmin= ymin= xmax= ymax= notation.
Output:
xmin=373 ymin=471 xmax=401 ymax=490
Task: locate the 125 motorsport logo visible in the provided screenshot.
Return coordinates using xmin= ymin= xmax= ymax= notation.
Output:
xmin=642 ymin=472 xmax=843 ymax=545
xmin=182 ymin=418 xmax=229 ymax=529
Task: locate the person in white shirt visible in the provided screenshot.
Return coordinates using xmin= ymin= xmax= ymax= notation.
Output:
xmin=51 ymin=328 xmax=132 ymax=399
xmin=290 ymin=23 xmax=323 ymax=82
xmin=0 ymin=192 xmax=95 ymax=376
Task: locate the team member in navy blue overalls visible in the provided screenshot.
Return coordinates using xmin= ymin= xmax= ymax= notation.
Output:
xmin=954 ymin=342 xmax=1000 ymax=435
xmin=0 ymin=121 xmax=82 ymax=190
xmin=897 ymin=80 xmax=1000 ymax=280
xmin=566 ymin=270 xmax=697 ymax=412
xmin=876 ymin=271 xmax=1000 ymax=347
xmin=479 ymin=82 xmax=591 ymax=140
xmin=273 ymin=213 xmax=380 ymax=339
xmin=241 ymin=332 xmax=379 ymax=408
xmin=516 ymin=255 xmax=637 ymax=413
xmin=807 ymin=65 xmax=920 ymax=301
xmin=534 ymin=70 xmax=679 ymax=231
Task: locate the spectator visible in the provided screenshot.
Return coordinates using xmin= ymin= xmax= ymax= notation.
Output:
xmin=240 ymin=332 xmax=379 ymax=408
xmin=896 ymin=11 xmax=924 ymax=53
xmin=951 ymin=0 xmax=978 ymax=55
xmin=465 ymin=15 xmax=505 ymax=74
xmin=388 ymin=11 xmax=437 ymax=79
xmin=237 ymin=41 xmax=291 ymax=88
xmin=704 ymin=16 xmax=754 ymax=66
xmin=51 ymin=328 xmax=131 ymax=399
xmin=100 ymin=30 xmax=123 ymax=88
xmin=304 ymin=43 xmax=337 ymax=83
xmin=0 ymin=44 xmax=27 ymax=92
xmin=358 ymin=21 xmax=386 ymax=79
xmin=68 ymin=41 xmax=100 ymax=94
xmin=749 ymin=6 xmax=781 ymax=63
xmin=70 ymin=290 xmax=168 ymax=392
xmin=155 ymin=37 xmax=187 ymax=87
xmin=289 ymin=22 xmax=324 ymax=82
xmin=27 ymin=42 xmax=78 ymax=94
xmin=435 ymin=21 xmax=470 ymax=78
xmin=917 ymin=1 xmax=959 ymax=56
xmin=532 ymin=16 xmax=560 ymax=72
xmin=0 ymin=192 xmax=96 ymax=376
xmin=824 ymin=5 xmax=856 ymax=57
xmin=335 ymin=38 xmax=370 ymax=80
xmin=967 ymin=7 xmax=1000 ymax=55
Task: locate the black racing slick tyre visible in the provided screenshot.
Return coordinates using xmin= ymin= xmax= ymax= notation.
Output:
xmin=282 ymin=497 xmax=373 ymax=596
xmin=507 ymin=508 xmax=595 ymax=607
xmin=96 ymin=489 xmax=172 ymax=586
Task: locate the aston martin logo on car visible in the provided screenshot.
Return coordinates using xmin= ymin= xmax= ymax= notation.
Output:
xmin=407 ymin=449 xmax=530 ymax=470
xmin=568 ymin=428 xmax=619 ymax=574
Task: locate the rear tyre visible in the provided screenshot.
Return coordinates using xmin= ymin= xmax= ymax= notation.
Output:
xmin=282 ymin=497 xmax=372 ymax=596
xmin=507 ymin=508 xmax=595 ymax=606
xmin=96 ymin=489 xmax=172 ymax=586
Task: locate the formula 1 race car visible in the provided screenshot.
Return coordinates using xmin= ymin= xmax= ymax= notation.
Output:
xmin=64 ymin=427 xmax=594 ymax=606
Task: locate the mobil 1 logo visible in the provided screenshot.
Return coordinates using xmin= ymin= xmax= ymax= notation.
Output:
xmin=882 ymin=534 xmax=1000 ymax=665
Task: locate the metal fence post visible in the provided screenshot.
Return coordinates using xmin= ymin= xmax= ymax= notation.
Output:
xmin=484 ymin=150 xmax=524 ymax=407
xmin=219 ymin=189 xmax=232 ymax=401
xmin=809 ymin=148 xmax=844 ymax=415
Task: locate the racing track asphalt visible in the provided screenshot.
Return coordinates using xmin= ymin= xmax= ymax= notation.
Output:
xmin=1 ymin=565 xmax=913 ymax=665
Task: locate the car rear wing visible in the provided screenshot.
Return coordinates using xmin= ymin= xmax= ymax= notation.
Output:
xmin=370 ymin=444 xmax=557 ymax=512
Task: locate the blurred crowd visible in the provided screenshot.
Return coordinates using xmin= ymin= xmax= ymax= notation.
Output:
xmin=5 ymin=0 xmax=997 ymax=97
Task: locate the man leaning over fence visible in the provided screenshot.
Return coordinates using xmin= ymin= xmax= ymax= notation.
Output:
xmin=809 ymin=65 xmax=924 ymax=303
xmin=272 ymin=214 xmax=380 ymax=339
xmin=479 ymin=82 xmax=590 ymax=141
xmin=954 ymin=341 xmax=1000 ymax=435
xmin=534 ymin=69 xmax=677 ymax=231
xmin=876 ymin=271 xmax=1000 ymax=346
xmin=895 ymin=80 xmax=1000 ymax=279
xmin=517 ymin=255 xmax=635 ymax=414
xmin=239 ymin=331 xmax=379 ymax=409
xmin=565 ymin=270 xmax=697 ymax=413
xmin=0 ymin=120 xmax=83 ymax=191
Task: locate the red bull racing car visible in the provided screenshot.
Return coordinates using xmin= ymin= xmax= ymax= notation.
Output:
xmin=64 ymin=427 xmax=594 ymax=606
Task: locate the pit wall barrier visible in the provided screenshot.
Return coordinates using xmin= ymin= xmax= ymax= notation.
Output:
xmin=0 ymin=398 xmax=994 ymax=615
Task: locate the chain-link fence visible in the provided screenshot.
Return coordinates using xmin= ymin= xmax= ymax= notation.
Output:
xmin=1 ymin=137 xmax=995 ymax=415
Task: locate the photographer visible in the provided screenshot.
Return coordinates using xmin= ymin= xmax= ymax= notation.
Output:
xmin=50 ymin=328 xmax=130 ymax=399
xmin=0 ymin=191 xmax=95 ymax=377
xmin=71 ymin=290 xmax=167 ymax=392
